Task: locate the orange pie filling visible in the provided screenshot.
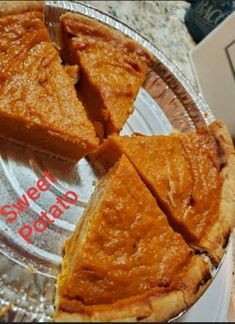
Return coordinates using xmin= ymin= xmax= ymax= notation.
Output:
xmin=0 ymin=10 xmax=98 ymax=160
xmin=60 ymin=13 xmax=153 ymax=140
xmin=89 ymin=123 xmax=227 ymax=257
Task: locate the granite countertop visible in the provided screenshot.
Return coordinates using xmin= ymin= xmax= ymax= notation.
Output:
xmin=82 ymin=0 xmax=235 ymax=310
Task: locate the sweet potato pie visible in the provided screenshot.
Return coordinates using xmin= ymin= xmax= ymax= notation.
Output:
xmin=1 ymin=2 xmax=235 ymax=323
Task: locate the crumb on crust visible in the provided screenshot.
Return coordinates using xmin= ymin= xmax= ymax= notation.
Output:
xmin=0 ymin=304 xmax=12 ymax=317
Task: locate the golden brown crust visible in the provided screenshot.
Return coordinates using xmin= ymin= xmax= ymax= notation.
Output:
xmin=197 ymin=121 xmax=235 ymax=265
xmin=55 ymin=290 xmax=186 ymax=322
xmin=0 ymin=1 xmax=44 ymax=17
xmin=172 ymin=255 xmax=212 ymax=307
xmin=60 ymin=12 xmax=154 ymax=68
xmin=55 ymin=256 xmax=211 ymax=322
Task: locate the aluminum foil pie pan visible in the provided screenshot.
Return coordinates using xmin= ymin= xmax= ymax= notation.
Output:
xmin=0 ymin=1 xmax=221 ymax=322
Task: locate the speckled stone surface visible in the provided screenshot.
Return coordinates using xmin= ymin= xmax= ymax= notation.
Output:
xmin=81 ymin=0 xmax=196 ymax=86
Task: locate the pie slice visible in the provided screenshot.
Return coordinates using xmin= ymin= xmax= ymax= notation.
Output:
xmin=55 ymin=155 xmax=211 ymax=322
xmin=90 ymin=121 xmax=235 ymax=264
xmin=0 ymin=2 xmax=98 ymax=160
xmin=60 ymin=13 xmax=154 ymax=140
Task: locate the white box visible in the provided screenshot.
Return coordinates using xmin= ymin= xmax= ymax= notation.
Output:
xmin=191 ymin=12 xmax=235 ymax=137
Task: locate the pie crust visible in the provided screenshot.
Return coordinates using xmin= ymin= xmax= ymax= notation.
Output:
xmin=198 ymin=121 xmax=235 ymax=263
xmin=0 ymin=1 xmax=44 ymax=16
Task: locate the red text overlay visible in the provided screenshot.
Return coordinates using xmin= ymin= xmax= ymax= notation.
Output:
xmin=0 ymin=170 xmax=79 ymax=243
